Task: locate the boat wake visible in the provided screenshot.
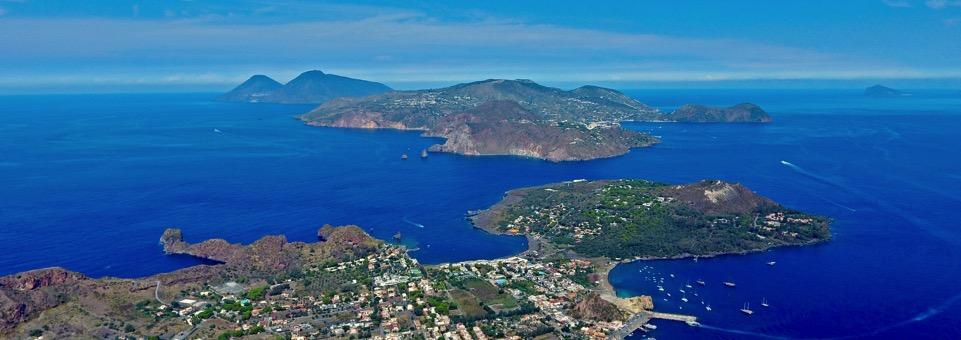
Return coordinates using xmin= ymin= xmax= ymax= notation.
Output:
xmin=782 ymin=160 xmax=961 ymax=245
xmin=829 ymin=290 xmax=961 ymax=339
xmin=402 ymin=216 xmax=425 ymax=228
xmin=695 ymin=323 xmax=787 ymax=339
xmin=780 ymin=161 xmax=856 ymax=212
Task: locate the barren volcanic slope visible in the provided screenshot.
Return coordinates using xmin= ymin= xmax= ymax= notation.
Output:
xmin=300 ymin=79 xmax=663 ymax=161
xmin=471 ymin=179 xmax=831 ymax=259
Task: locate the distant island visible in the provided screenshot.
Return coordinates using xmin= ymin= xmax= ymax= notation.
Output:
xmin=864 ymin=84 xmax=906 ymax=98
xmin=471 ymin=179 xmax=831 ymax=259
xmin=219 ymin=70 xmax=392 ymax=104
xmin=666 ymin=103 xmax=772 ymax=123
xmin=300 ymin=79 xmax=770 ymax=161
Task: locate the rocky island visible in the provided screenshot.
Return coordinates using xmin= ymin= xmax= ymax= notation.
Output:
xmin=220 ymin=70 xmax=392 ymax=104
xmin=471 ymin=179 xmax=831 ymax=259
xmin=864 ymin=84 xmax=906 ymax=98
xmin=665 ymin=103 xmax=772 ymax=123
xmin=300 ymin=79 xmax=771 ymax=161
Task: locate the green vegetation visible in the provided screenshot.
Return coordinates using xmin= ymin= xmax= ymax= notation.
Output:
xmin=483 ymin=179 xmax=831 ymax=259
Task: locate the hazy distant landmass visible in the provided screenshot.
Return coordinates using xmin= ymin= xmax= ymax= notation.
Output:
xmin=666 ymin=103 xmax=772 ymax=123
xmin=299 ymin=79 xmax=770 ymax=161
xmin=864 ymin=84 xmax=905 ymax=98
xmin=219 ymin=70 xmax=392 ymax=104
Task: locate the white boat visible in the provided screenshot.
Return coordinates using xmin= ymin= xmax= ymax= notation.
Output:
xmin=705 ymin=305 xmax=712 ymax=311
xmin=643 ymin=323 xmax=657 ymax=330
xmin=723 ymin=282 xmax=736 ymax=287
xmin=681 ymin=297 xmax=689 ymax=303
xmin=767 ymin=261 xmax=777 ymax=266
xmin=685 ymin=282 xmax=693 ymax=288
xmin=679 ymin=289 xmax=686 ymax=293
xmin=670 ymin=274 xmax=675 ymax=278
xmin=761 ymin=298 xmax=769 ymax=307
xmin=657 ymin=286 xmax=664 ymax=292
xmin=740 ymin=303 xmax=754 ymax=315
xmin=696 ymin=279 xmax=706 ymax=286
xmin=685 ymin=320 xmax=700 ymax=327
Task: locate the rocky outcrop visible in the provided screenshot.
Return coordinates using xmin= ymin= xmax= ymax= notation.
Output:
xmin=666 ymin=103 xmax=772 ymax=123
xmin=662 ymin=180 xmax=776 ymax=215
xmin=0 ymin=268 xmax=87 ymax=333
xmin=864 ymin=84 xmax=905 ymax=98
xmin=571 ymin=293 xmax=624 ymax=322
xmin=220 ymin=70 xmax=392 ymax=104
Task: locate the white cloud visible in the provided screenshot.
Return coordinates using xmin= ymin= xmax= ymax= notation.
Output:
xmin=0 ymin=7 xmax=944 ymax=85
xmin=883 ymin=0 xmax=914 ymax=8
xmin=926 ymin=0 xmax=961 ymax=9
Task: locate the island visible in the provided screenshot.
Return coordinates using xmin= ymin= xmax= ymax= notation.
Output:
xmin=1 ymin=179 xmax=830 ymax=339
xmin=300 ymin=79 xmax=771 ymax=161
xmin=864 ymin=84 xmax=906 ymax=98
xmin=665 ymin=103 xmax=772 ymax=123
xmin=470 ymin=179 xmax=830 ymax=259
xmin=219 ymin=70 xmax=392 ymax=104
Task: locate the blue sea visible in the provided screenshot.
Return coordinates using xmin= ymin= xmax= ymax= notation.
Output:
xmin=1 ymin=90 xmax=960 ymax=338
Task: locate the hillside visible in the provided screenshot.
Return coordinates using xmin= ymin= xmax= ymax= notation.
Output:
xmin=301 ymin=79 xmax=661 ymax=161
xmin=666 ymin=103 xmax=772 ymax=123
xmin=471 ymin=179 xmax=831 ymax=259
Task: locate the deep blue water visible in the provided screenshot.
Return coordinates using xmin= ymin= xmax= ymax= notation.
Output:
xmin=1 ymin=90 xmax=960 ymax=338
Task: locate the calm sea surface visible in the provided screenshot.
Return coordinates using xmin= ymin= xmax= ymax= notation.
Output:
xmin=1 ymin=90 xmax=960 ymax=338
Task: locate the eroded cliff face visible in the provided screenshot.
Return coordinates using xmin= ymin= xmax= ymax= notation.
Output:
xmin=571 ymin=293 xmax=626 ymax=322
xmin=3 ymin=225 xmax=382 ymax=337
xmin=0 ymin=268 xmax=87 ymax=333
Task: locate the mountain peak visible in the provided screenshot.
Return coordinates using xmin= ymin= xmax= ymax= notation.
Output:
xmin=220 ymin=70 xmax=391 ymax=104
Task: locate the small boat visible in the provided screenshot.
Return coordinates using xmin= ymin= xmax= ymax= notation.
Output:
xmin=643 ymin=323 xmax=657 ymax=330
xmin=670 ymin=274 xmax=675 ymax=278
xmin=705 ymin=305 xmax=712 ymax=311
xmin=696 ymin=279 xmax=706 ymax=286
xmin=740 ymin=303 xmax=754 ymax=315
xmin=401 ymin=153 xmax=408 ymax=160
xmin=393 ymin=232 xmax=402 ymax=241
xmin=213 ymin=128 xmax=222 ymax=133
xmin=685 ymin=282 xmax=693 ymax=288
xmin=679 ymin=289 xmax=686 ymax=294
xmin=761 ymin=298 xmax=769 ymax=307
xmin=667 ymin=293 xmax=671 ymax=297
xmin=723 ymin=282 xmax=736 ymax=287
xmin=685 ymin=320 xmax=700 ymax=327
xmin=767 ymin=261 xmax=777 ymax=266
xmin=657 ymin=286 xmax=665 ymax=292
xmin=421 ymin=149 xmax=428 ymax=158
xmin=681 ymin=297 xmax=689 ymax=303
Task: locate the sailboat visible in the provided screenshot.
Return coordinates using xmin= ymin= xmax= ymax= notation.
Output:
xmin=761 ymin=298 xmax=769 ymax=307
xmin=421 ymin=149 xmax=428 ymax=158
xmin=740 ymin=302 xmax=754 ymax=315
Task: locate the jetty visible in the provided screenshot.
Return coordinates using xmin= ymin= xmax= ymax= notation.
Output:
xmin=609 ymin=311 xmax=698 ymax=339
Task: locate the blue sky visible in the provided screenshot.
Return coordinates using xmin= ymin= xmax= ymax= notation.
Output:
xmin=1 ymin=0 xmax=960 ymax=92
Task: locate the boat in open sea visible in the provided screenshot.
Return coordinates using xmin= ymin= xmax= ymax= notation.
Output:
xmin=401 ymin=153 xmax=408 ymax=160
xmin=723 ymin=281 xmax=736 ymax=287
xmin=741 ymin=303 xmax=754 ymax=315
xmin=696 ymin=279 xmax=706 ymax=286
xmin=762 ymin=298 xmax=769 ymax=307
xmin=767 ymin=261 xmax=777 ymax=266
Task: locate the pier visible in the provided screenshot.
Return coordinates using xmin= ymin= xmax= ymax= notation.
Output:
xmin=609 ymin=311 xmax=698 ymax=339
